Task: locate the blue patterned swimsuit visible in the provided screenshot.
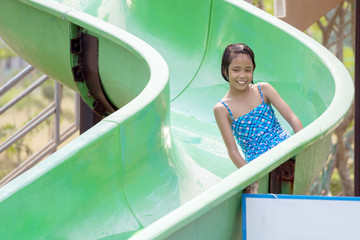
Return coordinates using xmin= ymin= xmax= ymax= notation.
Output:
xmin=220 ymin=83 xmax=290 ymax=162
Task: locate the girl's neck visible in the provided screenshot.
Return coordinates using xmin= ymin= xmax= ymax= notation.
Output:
xmin=227 ymin=84 xmax=252 ymax=99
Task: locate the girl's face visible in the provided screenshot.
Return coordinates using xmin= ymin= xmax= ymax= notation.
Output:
xmin=227 ymin=53 xmax=254 ymax=91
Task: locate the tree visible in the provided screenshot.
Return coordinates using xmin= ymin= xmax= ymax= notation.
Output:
xmin=315 ymin=0 xmax=355 ymax=196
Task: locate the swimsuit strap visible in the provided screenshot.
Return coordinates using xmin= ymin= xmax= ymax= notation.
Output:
xmin=257 ymin=83 xmax=264 ymax=103
xmin=220 ymin=101 xmax=235 ymax=121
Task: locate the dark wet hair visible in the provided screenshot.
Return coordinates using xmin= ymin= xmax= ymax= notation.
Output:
xmin=221 ymin=43 xmax=256 ymax=83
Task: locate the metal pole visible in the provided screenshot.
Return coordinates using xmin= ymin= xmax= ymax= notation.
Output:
xmin=79 ymin=98 xmax=101 ymax=134
xmin=75 ymin=92 xmax=80 ymax=129
xmin=0 ymin=65 xmax=34 ymax=97
xmin=54 ymin=81 xmax=62 ymax=147
xmin=0 ymin=75 xmax=48 ymax=114
xmin=355 ymin=0 xmax=360 ymax=196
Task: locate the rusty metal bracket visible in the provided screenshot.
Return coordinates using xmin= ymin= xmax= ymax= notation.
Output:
xmin=269 ymin=158 xmax=296 ymax=194
xmin=72 ymin=65 xmax=85 ymax=82
xmin=70 ymin=30 xmax=117 ymax=117
xmin=70 ymin=36 xmax=82 ymax=55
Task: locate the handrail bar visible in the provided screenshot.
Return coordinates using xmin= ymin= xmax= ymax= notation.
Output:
xmin=0 ymin=122 xmax=79 ymax=187
xmin=1 ymin=102 xmax=56 ymax=146
xmin=59 ymin=123 xmax=78 ymax=141
xmin=0 ymin=103 xmax=55 ymax=152
xmin=0 ymin=75 xmax=49 ymax=114
xmin=0 ymin=64 xmax=80 ymax=187
xmin=0 ymin=139 xmax=56 ymax=186
xmin=0 ymin=65 xmax=34 ymax=97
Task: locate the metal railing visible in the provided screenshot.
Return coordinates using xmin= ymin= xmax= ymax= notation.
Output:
xmin=0 ymin=65 xmax=80 ymax=186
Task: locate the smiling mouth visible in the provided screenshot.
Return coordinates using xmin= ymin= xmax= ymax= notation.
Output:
xmin=236 ymin=80 xmax=246 ymax=84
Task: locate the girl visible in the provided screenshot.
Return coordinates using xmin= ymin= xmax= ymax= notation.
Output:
xmin=214 ymin=43 xmax=303 ymax=169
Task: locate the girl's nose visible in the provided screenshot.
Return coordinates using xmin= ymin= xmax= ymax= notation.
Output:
xmin=239 ymin=71 xmax=246 ymax=77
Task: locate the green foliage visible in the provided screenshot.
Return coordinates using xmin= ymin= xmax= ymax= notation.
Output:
xmin=42 ymin=84 xmax=55 ymax=100
xmin=0 ymin=124 xmax=32 ymax=164
xmin=307 ymin=22 xmax=323 ymax=43
xmin=343 ymin=46 xmax=355 ymax=79
xmin=330 ymin=159 xmax=354 ymax=196
xmin=0 ymin=42 xmax=15 ymax=59
xmin=262 ymin=0 xmax=274 ymax=14
xmin=0 ymin=124 xmax=15 ymax=140
xmin=0 ymin=87 xmax=25 ymax=106
xmin=253 ymin=0 xmax=274 ymax=14
xmin=329 ymin=170 xmax=342 ymax=195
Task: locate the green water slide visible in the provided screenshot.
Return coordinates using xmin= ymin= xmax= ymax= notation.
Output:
xmin=0 ymin=0 xmax=354 ymax=239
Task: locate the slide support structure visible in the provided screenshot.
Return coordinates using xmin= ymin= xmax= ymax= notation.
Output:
xmin=269 ymin=158 xmax=296 ymax=194
xmin=70 ymin=27 xmax=117 ymax=118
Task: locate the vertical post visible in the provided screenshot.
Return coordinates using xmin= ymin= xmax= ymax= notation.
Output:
xmin=54 ymin=81 xmax=62 ymax=148
xmin=355 ymin=0 xmax=360 ymax=197
xmin=79 ymin=98 xmax=102 ymax=134
xmin=75 ymin=92 xmax=81 ymax=130
xmin=274 ymin=0 xmax=287 ymax=18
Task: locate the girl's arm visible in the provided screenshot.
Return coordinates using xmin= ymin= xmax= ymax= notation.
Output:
xmin=214 ymin=102 xmax=247 ymax=168
xmin=261 ymin=82 xmax=303 ymax=133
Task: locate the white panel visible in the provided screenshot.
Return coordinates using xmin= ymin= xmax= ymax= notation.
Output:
xmin=244 ymin=195 xmax=360 ymax=240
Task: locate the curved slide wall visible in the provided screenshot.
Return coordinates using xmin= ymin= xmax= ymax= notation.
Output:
xmin=0 ymin=0 xmax=354 ymax=239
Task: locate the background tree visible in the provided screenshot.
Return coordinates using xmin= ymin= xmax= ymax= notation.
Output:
xmin=314 ymin=0 xmax=355 ymax=196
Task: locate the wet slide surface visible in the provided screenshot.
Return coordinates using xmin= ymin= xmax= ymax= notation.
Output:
xmin=0 ymin=0 xmax=354 ymax=239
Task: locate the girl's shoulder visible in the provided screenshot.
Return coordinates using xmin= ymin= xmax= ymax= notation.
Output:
xmin=256 ymin=82 xmax=277 ymax=95
xmin=214 ymin=100 xmax=223 ymax=108
xmin=256 ymin=82 xmax=272 ymax=90
xmin=255 ymin=82 xmax=277 ymax=103
xmin=214 ymin=100 xmax=227 ymax=111
xmin=214 ymin=100 xmax=230 ymax=119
